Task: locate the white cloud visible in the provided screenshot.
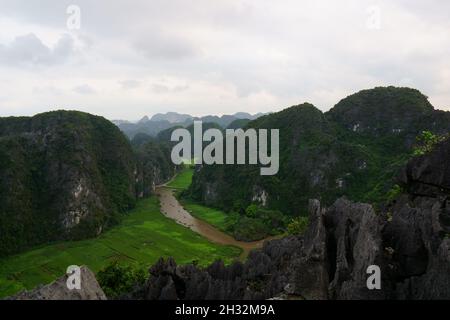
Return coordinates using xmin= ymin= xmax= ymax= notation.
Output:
xmin=119 ymin=80 xmax=141 ymax=90
xmin=0 ymin=33 xmax=74 ymax=67
xmin=134 ymin=31 xmax=199 ymax=61
xmin=0 ymin=0 xmax=449 ymax=119
xmin=73 ymin=84 xmax=95 ymax=95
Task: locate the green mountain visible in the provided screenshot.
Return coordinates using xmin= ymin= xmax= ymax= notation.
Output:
xmin=188 ymin=87 xmax=450 ymax=217
xmin=0 ymin=111 xmax=175 ymax=258
xmin=226 ymin=118 xmax=251 ymax=129
xmin=156 ymin=122 xmax=224 ymax=159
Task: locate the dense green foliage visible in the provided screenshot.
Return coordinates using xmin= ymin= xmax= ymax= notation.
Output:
xmin=413 ymin=130 xmax=449 ymax=156
xmin=134 ymin=137 xmax=177 ymax=197
xmin=287 ymin=216 xmax=309 ymax=235
xmin=188 ymin=87 xmax=450 ymax=218
xmin=0 ymin=111 xmax=181 ymax=258
xmin=97 ymin=261 xmax=147 ymax=299
xmin=157 ymin=122 xmax=224 ymax=160
xmin=226 ymin=118 xmax=251 ymax=129
xmin=0 ymin=111 xmax=136 ymax=257
xmin=0 ymin=197 xmax=240 ymax=298
xmin=183 ymin=201 xmax=286 ymax=241
xmin=171 ymin=167 xmax=287 ymax=241
xmin=231 ymin=207 xmax=287 ymax=241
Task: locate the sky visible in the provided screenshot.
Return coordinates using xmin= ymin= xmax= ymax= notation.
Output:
xmin=0 ymin=0 xmax=449 ymax=120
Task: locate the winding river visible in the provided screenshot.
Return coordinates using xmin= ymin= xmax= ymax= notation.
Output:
xmin=155 ymin=186 xmax=273 ymax=259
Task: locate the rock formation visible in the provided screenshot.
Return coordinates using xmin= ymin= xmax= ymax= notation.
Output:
xmin=9 ymin=266 xmax=106 ymax=300
xmin=133 ymin=139 xmax=450 ymax=300
xmin=0 ymin=110 xmax=177 ymax=258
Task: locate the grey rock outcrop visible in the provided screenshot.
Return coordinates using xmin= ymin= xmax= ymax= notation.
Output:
xmin=290 ymin=199 xmax=328 ymax=299
xmin=384 ymin=139 xmax=450 ymax=299
xmin=136 ymin=140 xmax=450 ymax=300
xmin=325 ymin=198 xmax=388 ymax=299
xmin=10 ymin=266 xmax=106 ymax=300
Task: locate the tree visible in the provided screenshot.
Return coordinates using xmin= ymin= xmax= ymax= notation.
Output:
xmin=287 ymin=216 xmax=309 ymax=235
xmin=245 ymin=204 xmax=259 ymax=218
xmin=97 ymin=261 xmax=147 ymax=298
xmin=413 ymin=131 xmax=447 ymax=156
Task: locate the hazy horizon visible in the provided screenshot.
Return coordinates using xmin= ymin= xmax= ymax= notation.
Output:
xmin=1 ymin=0 xmax=450 ymax=120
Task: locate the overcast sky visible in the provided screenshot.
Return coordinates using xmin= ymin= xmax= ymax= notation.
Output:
xmin=0 ymin=0 xmax=449 ymax=120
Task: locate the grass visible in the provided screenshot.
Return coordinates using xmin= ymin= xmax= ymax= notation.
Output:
xmin=0 ymin=197 xmax=240 ymax=298
xmin=168 ymin=166 xmax=231 ymax=234
xmin=182 ymin=200 xmax=230 ymax=233
xmin=166 ymin=167 xmax=194 ymax=189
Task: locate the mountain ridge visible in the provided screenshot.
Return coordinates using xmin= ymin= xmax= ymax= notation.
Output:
xmin=187 ymin=86 xmax=450 ymax=219
xmin=114 ymin=112 xmax=268 ymax=139
xmin=0 ymin=110 xmax=177 ymax=257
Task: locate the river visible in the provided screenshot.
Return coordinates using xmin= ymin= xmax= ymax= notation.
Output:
xmin=155 ymin=186 xmax=273 ymax=259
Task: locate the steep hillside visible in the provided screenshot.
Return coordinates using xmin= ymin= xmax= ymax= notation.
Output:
xmin=156 ymin=122 xmax=224 ymax=158
xmin=134 ymin=137 xmax=178 ymax=197
xmin=226 ymin=118 xmax=251 ymax=129
xmin=328 ymin=87 xmax=450 ymax=143
xmin=10 ymin=136 xmax=450 ymax=300
xmin=0 ymin=111 xmax=137 ymax=257
xmin=128 ymin=137 xmax=450 ymax=300
xmin=0 ymin=111 xmax=181 ymax=258
xmin=188 ymin=87 xmax=450 ymax=216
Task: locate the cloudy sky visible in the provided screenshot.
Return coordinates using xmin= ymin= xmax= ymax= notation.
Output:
xmin=0 ymin=0 xmax=449 ymax=120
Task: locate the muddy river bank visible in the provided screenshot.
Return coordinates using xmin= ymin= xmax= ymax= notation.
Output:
xmin=156 ymin=186 xmax=274 ymax=259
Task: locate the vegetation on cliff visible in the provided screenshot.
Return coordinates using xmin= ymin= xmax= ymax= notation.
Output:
xmin=0 ymin=111 xmax=180 ymax=258
xmin=0 ymin=111 xmax=136 ymax=257
xmin=187 ymin=87 xmax=450 ymax=219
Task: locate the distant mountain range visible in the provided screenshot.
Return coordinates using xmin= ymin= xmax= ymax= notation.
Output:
xmin=112 ymin=112 xmax=267 ymax=139
xmin=150 ymin=112 xmax=192 ymax=123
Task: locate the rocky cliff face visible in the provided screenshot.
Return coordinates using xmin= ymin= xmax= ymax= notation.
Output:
xmin=134 ymin=138 xmax=178 ymax=198
xmin=135 ymin=138 xmax=450 ymax=300
xmin=0 ymin=111 xmax=137 ymax=257
xmin=0 ymin=111 xmax=177 ymax=258
xmin=385 ymin=138 xmax=450 ymax=299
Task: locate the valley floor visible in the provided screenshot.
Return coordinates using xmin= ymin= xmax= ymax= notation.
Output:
xmin=182 ymin=200 xmax=230 ymax=233
xmin=0 ymin=196 xmax=240 ymax=298
xmin=166 ymin=167 xmax=232 ymax=233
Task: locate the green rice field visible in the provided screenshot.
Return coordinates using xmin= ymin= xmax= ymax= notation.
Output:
xmin=0 ymin=196 xmax=240 ymax=298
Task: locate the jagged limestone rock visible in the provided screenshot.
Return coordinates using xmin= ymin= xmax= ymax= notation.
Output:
xmin=10 ymin=266 xmax=106 ymax=300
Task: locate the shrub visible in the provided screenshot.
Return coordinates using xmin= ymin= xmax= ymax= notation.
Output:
xmin=245 ymin=204 xmax=259 ymax=218
xmin=386 ymin=184 xmax=403 ymax=202
xmin=413 ymin=131 xmax=447 ymax=156
xmin=233 ymin=217 xmax=269 ymax=241
xmin=287 ymin=216 xmax=309 ymax=235
xmin=97 ymin=261 xmax=147 ymax=299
